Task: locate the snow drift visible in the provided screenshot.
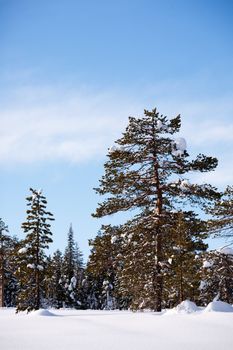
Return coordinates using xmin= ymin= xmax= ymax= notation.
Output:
xmin=175 ymin=300 xmax=199 ymax=313
xmin=165 ymin=300 xmax=199 ymax=315
xmin=29 ymin=309 xmax=56 ymax=317
xmin=204 ymin=301 xmax=233 ymax=313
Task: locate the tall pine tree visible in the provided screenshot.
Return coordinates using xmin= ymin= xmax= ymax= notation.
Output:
xmin=93 ymin=108 xmax=219 ymax=311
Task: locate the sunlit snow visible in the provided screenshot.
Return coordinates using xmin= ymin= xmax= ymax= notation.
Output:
xmin=1 ymin=305 xmax=233 ymax=350
xmin=203 ymin=260 xmax=214 ymax=268
xmin=18 ymin=247 xmax=27 ymax=254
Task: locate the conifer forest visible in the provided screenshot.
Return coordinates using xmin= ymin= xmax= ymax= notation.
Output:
xmin=0 ymin=109 xmax=233 ymax=313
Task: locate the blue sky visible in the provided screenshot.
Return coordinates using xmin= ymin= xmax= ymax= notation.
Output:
xmin=0 ymin=0 xmax=233 ymax=260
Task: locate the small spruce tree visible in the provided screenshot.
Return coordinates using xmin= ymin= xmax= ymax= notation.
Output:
xmin=44 ymin=250 xmax=65 ymax=308
xmin=62 ymin=224 xmax=84 ymax=308
xmin=16 ymin=188 xmax=54 ymax=312
xmin=0 ymin=219 xmax=9 ymax=307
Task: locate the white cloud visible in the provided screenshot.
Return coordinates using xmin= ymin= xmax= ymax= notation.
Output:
xmin=0 ymin=82 xmax=232 ymax=186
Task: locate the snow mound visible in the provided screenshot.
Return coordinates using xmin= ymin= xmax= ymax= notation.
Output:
xmin=165 ymin=300 xmax=199 ymax=315
xmin=204 ymin=301 xmax=233 ymax=313
xmin=175 ymin=300 xmax=199 ymax=314
xmin=29 ymin=309 xmax=56 ymax=317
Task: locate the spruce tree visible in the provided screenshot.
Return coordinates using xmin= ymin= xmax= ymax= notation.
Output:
xmin=51 ymin=250 xmax=65 ymax=308
xmin=93 ymin=108 xmax=219 ymax=311
xmin=87 ymin=226 xmax=123 ymax=309
xmin=200 ymin=247 xmax=233 ymax=304
xmin=0 ymin=219 xmax=9 ymax=307
xmin=44 ymin=250 xmax=65 ymax=308
xmin=3 ymin=235 xmax=19 ymax=307
xmin=0 ymin=222 xmax=20 ymax=308
xmin=208 ymin=185 xmax=233 ymax=237
xmin=62 ymin=224 xmax=84 ymax=308
xmin=16 ymin=188 xmax=54 ymax=312
xmin=63 ymin=224 xmax=76 ymax=282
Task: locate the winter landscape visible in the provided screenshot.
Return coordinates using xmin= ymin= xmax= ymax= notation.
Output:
xmin=1 ymin=1 xmax=233 ymax=349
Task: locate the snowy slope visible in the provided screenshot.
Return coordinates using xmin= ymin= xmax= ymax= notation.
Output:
xmin=0 ymin=308 xmax=233 ymax=350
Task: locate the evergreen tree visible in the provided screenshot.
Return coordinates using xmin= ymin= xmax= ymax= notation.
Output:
xmin=86 ymin=226 xmax=124 ymax=309
xmin=163 ymin=211 xmax=207 ymax=307
xmin=0 ymin=219 xmax=10 ymax=307
xmin=16 ymin=188 xmax=54 ymax=312
xmin=73 ymin=242 xmax=86 ymax=308
xmin=74 ymin=242 xmax=84 ymax=273
xmin=200 ymin=247 xmax=233 ymax=304
xmin=44 ymin=250 xmax=65 ymax=308
xmin=3 ymin=235 xmax=19 ymax=307
xmin=93 ymin=108 xmax=219 ymax=311
xmin=63 ymin=224 xmax=76 ymax=282
xmin=0 ymin=219 xmax=19 ymax=308
xmin=208 ymin=185 xmax=233 ymax=238
xmin=62 ymin=224 xmax=84 ymax=308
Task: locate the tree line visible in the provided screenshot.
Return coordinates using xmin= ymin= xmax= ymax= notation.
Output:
xmin=0 ymin=108 xmax=232 ymax=312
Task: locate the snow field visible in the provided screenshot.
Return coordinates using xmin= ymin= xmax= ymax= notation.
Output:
xmin=1 ymin=306 xmax=233 ymax=350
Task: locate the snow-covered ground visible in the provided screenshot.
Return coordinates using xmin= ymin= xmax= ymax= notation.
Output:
xmin=1 ymin=303 xmax=233 ymax=350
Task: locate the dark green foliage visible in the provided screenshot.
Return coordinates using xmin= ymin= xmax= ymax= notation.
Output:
xmin=63 ymin=225 xmax=76 ymax=281
xmin=0 ymin=218 xmax=9 ymax=307
xmin=16 ymin=188 xmax=54 ymax=312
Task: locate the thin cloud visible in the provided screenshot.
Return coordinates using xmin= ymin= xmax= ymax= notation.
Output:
xmin=0 ymin=85 xmax=140 ymax=163
xmin=0 ymin=82 xmax=232 ymax=186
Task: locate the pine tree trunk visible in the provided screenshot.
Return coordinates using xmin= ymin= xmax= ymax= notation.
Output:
xmin=35 ymin=269 xmax=40 ymax=310
xmin=179 ymin=224 xmax=184 ymax=303
xmin=154 ymin=230 xmax=163 ymax=312
xmin=0 ymin=242 xmax=4 ymax=307
xmin=151 ymin=117 xmax=164 ymax=312
xmin=35 ymin=224 xmax=40 ymax=310
xmin=153 ymin=163 xmax=163 ymax=312
xmin=179 ymin=260 xmax=184 ymax=303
